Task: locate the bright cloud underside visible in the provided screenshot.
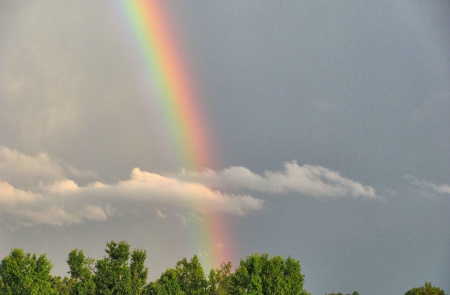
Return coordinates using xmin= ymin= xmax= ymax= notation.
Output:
xmin=0 ymin=146 xmax=380 ymax=226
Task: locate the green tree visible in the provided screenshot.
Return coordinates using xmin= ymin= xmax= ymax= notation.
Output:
xmin=229 ymin=253 xmax=305 ymax=295
xmin=0 ymin=276 xmax=12 ymax=295
xmin=145 ymin=255 xmax=206 ymax=295
xmin=207 ymin=262 xmax=233 ymax=295
xmin=50 ymin=276 xmax=71 ymax=295
xmin=0 ymin=248 xmax=54 ymax=294
xmin=175 ymin=255 xmax=207 ymax=295
xmin=229 ymin=253 xmax=263 ymax=295
xmin=93 ymin=240 xmax=148 ymax=295
xmin=130 ymin=249 xmax=148 ymax=295
xmin=144 ymin=269 xmax=184 ymax=295
xmin=67 ymin=249 xmax=95 ymax=295
xmin=207 ymin=269 xmax=218 ymax=295
xmin=279 ymin=256 xmax=305 ymax=295
xmin=405 ymin=282 xmax=447 ymax=295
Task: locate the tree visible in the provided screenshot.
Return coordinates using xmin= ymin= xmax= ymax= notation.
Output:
xmin=207 ymin=262 xmax=233 ymax=295
xmin=93 ymin=240 xmax=148 ymax=295
xmin=0 ymin=242 xmax=330 ymax=295
xmin=229 ymin=252 xmax=305 ymax=295
xmin=0 ymin=248 xmax=54 ymax=294
xmin=130 ymin=249 xmax=149 ymax=295
xmin=279 ymin=256 xmax=305 ymax=295
xmin=67 ymin=249 xmax=95 ymax=294
xmin=144 ymin=255 xmax=207 ymax=295
xmin=405 ymin=282 xmax=447 ymax=295
xmin=229 ymin=253 xmax=264 ymax=295
xmin=144 ymin=268 xmax=184 ymax=295
xmin=51 ymin=275 xmax=71 ymax=295
xmin=207 ymin=269 xmax=219 ymax=295
xmin=0 ymin=276 xmax=12 ymax=295
xmin=175 ymin=255 xmax=207 ymax=295
xmin=94 ymin=240 xmax=130 ymax=294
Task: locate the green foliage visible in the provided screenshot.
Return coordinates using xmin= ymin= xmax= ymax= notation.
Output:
xmin=144 ymin=269 xmax=184 ymax=295
xmin=207 ymin=262 xmax=233 ymax=295
xmin=229 ymin=252 xmax=305 ymax=295
xmin=67 ymin=249 xmax=95 ymax=295
xmin=145 ymin=255 xmax=208 ymax=295
xmin=175 ymin=255 xmax=207 ymax=295
xmin=130 ymin=249 xmax=149 ymax=295
xmin=230 ymin=253 xmax=263 ymax=295
xmin=93 ymin=240 xmax=148 ymax=295
xmin=405 ymin=282 xmax=447 ymax=295
xmin=0 ymin=276 xmax=13 ymax=295
xmin=51 ymin=275 xmax=71 ymax=295
xmin=0 ymin=248 xmax=54 ymax=295
xmin=1 ymin=241 xmax=447 ymax=295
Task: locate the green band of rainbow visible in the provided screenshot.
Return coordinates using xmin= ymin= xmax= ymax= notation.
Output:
xmin=119 ymin=0 xmax=213 ymax=171
xmin=116 ymin=0 xmax=232 ymax=271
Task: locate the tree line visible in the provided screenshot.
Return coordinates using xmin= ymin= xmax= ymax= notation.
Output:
xmin=0 ymin=240 xmax=446 ymax=295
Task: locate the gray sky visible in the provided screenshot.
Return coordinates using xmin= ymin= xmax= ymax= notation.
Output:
xmin=1 ymin=1 xmax=449 ymax=294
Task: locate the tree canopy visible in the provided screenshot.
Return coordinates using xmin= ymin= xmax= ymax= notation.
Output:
xmin=0 ymin=241 xmax=447 ymax=295
xmin=405 ymin=282 xmax=447 ymax=295
xmin=0 ymin=248 xmax=54 ymax=294
xmin=229 ymin=252 xmax=305 ymax=295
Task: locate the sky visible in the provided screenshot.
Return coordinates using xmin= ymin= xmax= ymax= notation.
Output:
xmin=0 ymin=1 xmax=449 ymax=294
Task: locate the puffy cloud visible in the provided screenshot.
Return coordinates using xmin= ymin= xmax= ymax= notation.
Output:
xmin=180 ymin=161 xmax=377 ymax=198
xmin=0 ymin=181 xmax=108 ymax=226
xmin=0 ymin=148 xmax=378 ymax=226
xmin=0 ymin=167 xmax=264 ymax=226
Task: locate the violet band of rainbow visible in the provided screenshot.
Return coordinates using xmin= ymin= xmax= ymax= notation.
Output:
xmin=116 ymin=0 xmax=232 ymax=271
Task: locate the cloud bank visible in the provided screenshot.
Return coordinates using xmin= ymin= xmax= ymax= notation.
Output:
xmin=180 ymin=161 xmax=377 ymax=198
xmin=0 ymin=147 xmax=378 ymax=226
xmin=0 ymin=167 xmax=262 ymax=226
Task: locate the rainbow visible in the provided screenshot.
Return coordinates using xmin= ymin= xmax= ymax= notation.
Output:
xmin=118 ymin=0 xmax=213 ymax=170
xmin=115 ymin=0 xmax=232 ymax=271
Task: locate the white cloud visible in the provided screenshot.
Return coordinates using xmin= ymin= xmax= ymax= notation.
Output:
xmin=180 ymin=161 xmax=377 ymax=198
xmin=404 ymin=175 xmax=450 ymax=198
xmin=0 ymin=147 xmax=65 ymax=188
xmin=0 ymin=167 xmax=264 ymax=226
xmin=0 ymin=146 xmax=96 ymax=189
xmin=0 ymin=149 xmax=378 ymax=226
xmin=0 ymin=181 xmax=104 ymax=226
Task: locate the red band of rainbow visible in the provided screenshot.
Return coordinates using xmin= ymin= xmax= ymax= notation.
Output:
xmin=119 ymin=0 xmax=213 ymax=171
xmin=115 ymin=0 xmax=233 ymax=271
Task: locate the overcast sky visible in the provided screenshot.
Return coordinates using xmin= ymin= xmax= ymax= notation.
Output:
xmin=1 ymin=1 xmax=449 ymax=294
